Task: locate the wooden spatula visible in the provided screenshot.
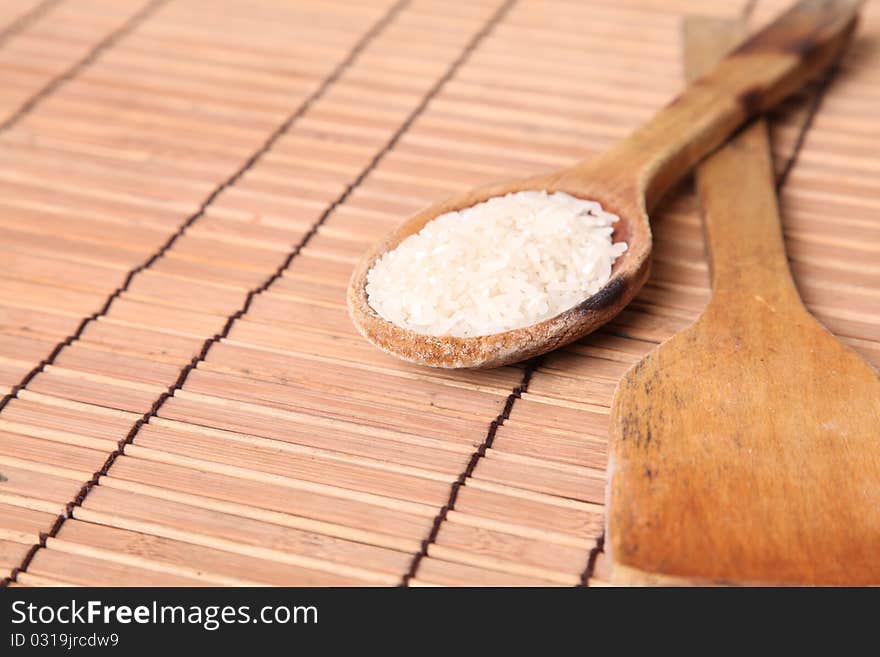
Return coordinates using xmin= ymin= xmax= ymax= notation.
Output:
xmin=606 ymin=16 xmax=880 ymax=586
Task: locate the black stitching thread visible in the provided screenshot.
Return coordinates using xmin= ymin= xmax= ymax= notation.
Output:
xmin=0 ymin=0 xmax=167 ymax=132
xmin=401 ymin=356 xmax=540 ymax=586
xmin=0 ymin=0 xmax=63 ymax=48
xmin=775 ymin=68 xmax=836 ymax=190
xmin=0 ymin=0 xmax=412 ymax=588
xmin=580 ymin=532 xmax=604 ymax=587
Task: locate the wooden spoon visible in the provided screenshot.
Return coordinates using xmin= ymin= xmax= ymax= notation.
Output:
xmin=605 ymin=15 xmax=880 ymax=586
xmin=347 ymin=0 xmax=861 ymax=369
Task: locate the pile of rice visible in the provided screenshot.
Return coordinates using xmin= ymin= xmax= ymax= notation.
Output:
xmin=365 ymin=190 xmax=627 ymax=337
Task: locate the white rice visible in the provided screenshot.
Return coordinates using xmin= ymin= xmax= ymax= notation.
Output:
xmin=365 ymin=190 xmax=627 ymax=337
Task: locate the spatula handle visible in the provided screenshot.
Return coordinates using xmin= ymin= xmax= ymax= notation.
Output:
xmin=600 ymin=0 xmax=859 ymax=209
xmin=685 ymin=25 xmax=804 ymax=310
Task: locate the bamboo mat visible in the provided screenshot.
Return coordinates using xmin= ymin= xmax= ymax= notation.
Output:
xmin=0 ymin=0 xmax=877 ymax=587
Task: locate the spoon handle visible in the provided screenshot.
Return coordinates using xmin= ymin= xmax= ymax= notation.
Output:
xmin=593 ymin=0 xmax=860 ymax=209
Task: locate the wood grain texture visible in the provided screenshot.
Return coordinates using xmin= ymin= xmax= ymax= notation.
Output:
xmin=606 ymin=15 xmax=880 ymax=585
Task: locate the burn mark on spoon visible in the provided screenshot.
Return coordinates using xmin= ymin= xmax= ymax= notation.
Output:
xmin=738 ymin=86 xmax=764 ymax=114
xmin=579 ymin=274 xmax=628 ymax=312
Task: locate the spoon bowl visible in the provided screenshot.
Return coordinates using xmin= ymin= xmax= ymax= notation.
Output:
xmin=347 ymin=167 xmax=651 ymax=368
xmin=348 ymin=0 xmax=860 ymax=368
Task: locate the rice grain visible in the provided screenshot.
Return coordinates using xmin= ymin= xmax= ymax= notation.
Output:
xmin=366 ymin=191 xmax=627 ymax=337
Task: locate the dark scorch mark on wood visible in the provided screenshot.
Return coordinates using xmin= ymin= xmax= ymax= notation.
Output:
xmin=579 ymin=274 xmax=627 ymax=312
xmin=738 ymin=86 xmax=764 ymax=114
